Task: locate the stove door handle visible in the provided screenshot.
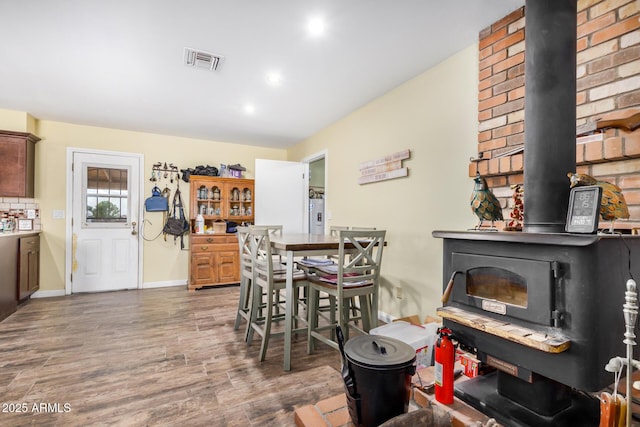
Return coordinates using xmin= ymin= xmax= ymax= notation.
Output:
xmin=441 ymin=270 xmax=462 ymax=304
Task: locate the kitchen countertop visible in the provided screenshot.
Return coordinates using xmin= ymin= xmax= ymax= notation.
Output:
xmin=0 ymin=231 xmax=41 ymax=238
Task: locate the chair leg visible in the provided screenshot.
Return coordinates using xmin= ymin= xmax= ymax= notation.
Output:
xmin=350 ymin=296 xmax=359 ymax=325
xmin=258 ymin=285 xmax=274 ymax=362
xmin=307 ymin=287 xmax=318 ymax=354
xmin=246 ymin=279 xmax=261 ymax=344
xmin=371 ymin=291 xmax=379 ymax=329
xmin=297 ymin=285 xmax=308 ymax=323
xmin=358 ymin=295 xmax=372 ymax=332
xmin=234 ymin=276 xmax=249 ymax=331
xmin=275 ymin=284 xmax=282 ymax=316
xmin=329 ymin=295 xmax=336 ymax=341
xmin=338 ymin=297 xmax=348 ymax=341
xmin=292 ymin=287 xmax=299 ymax=330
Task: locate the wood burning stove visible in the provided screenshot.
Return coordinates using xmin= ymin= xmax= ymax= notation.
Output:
xmin=434 ymin=230 xmax=640 ymax=426
xmin=433 ymin=0 xmax=640 ymax=424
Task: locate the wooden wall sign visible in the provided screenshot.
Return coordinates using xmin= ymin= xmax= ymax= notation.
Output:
xmin=358 ymin=149 xmax=410 ymax=185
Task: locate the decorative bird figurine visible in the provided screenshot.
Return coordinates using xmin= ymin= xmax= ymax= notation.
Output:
xmin=470 ymin=172 xmax=503 ymax=230
xmin=567 ymin=172 xmax=629 ymax=232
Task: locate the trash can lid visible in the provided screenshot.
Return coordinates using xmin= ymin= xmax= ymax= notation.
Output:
xmin=344 ymin=335 xmax=415 ymax=369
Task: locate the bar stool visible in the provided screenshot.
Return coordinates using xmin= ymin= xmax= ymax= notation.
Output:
xmin=234 ymin=225 xmax=284 ymax=340
xmin=246 ymin=227 xmax=309 ymax=362
xmin=307 ymin=229 xmax=386 ymax=353
xmin=345 ymin=227 xmax=376 ymax=322
xmin=233 ymin=226 xmax=253 ymax=336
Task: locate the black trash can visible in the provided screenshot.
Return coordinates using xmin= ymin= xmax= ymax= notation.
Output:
xmin=343 ymin=334 xmax=416 ymax=427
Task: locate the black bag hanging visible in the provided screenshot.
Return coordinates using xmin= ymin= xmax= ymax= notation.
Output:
xmin=163 ymin=187 xmax=190 ymax=249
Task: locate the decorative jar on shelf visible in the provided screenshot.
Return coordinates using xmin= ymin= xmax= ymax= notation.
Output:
xmin=195 ymin=214 xmax=205 ymax=234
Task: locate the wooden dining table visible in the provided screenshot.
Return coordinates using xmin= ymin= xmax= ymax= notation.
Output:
xmin=268 ymin=233 xmax=358 ymax=371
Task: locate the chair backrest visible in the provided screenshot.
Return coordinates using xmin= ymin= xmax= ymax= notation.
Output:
xmin=249 ymin=227 xmax=274 ymax=288
xmin=350 ymin=227 xmax=376 ymax=231
xmin=337 ymin=229 xmax=386 ymax=287
xmin=252 ymin=224 xmax=283 ymax=263
xmin=253 ymin=224 xmax=283 ymax=236
xmin=237 ymin=226 xmax=253 ymax=279
xmin=329 ymin=226 xmax=349 ymax=236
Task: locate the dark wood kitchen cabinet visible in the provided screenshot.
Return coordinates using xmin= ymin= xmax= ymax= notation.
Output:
xmin=0 ymin=236 xmax=18 ymax=321
xmin=0 ymin=130 xmax=41 ymax=197
xmin=18 ymin=235 xmax=40 ymax=301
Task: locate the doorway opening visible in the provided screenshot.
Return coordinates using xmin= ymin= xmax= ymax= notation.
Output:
xmin=303 ymin=151 xmax=327 ymax=235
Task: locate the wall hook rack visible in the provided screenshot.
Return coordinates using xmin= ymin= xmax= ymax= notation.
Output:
xmin=150 ymin=162 xmax=180 ymax=183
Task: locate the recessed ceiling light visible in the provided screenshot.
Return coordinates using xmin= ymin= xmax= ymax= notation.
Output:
xmin=307 ymin=17 xmax=326 ymax=36
xmin=266 ymin=72 xmax=283 ymax=86
xmin=243 ymin=104 xmax=256 ymax=115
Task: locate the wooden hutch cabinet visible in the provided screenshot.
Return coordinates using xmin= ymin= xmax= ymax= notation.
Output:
xmin=0 ymin=130 xmax=40 ymax=197
xmin=188 ymin=176 xmax=254 ymax=290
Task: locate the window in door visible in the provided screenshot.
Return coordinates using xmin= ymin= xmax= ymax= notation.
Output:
xmin=85 ymin=166 xmax=129 ymax=224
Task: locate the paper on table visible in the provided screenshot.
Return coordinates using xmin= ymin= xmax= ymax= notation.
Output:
xmin=318 ymin=273 xmax=369 ymax=286
xmin=297 ymin=258 xmax=335 ymax=267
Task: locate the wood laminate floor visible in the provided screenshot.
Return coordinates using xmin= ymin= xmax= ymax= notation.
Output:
xmin=0 ymin=286 xmax=345 ymax=426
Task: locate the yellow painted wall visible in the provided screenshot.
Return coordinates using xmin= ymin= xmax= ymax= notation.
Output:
xmin=26 ymin=120 xmax=286 ymax=292
xmin=2 ymin=43 xmax=479 ymax=319
xmin=0 ymin=108 xmax=37 ymax=133
xmin=288 ymin=45 xmax=479 ymax=319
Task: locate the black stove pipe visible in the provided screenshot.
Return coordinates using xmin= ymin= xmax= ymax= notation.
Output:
xmin=523 ymin=0 xmax=577 ymax=233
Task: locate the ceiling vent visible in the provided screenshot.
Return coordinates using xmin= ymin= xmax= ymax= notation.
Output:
xmin=184 ymin=48 xmax=224 ymax=71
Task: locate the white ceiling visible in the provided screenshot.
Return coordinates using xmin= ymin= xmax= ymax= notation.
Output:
xmin=0 ymin=0 xmax=524 ymax=149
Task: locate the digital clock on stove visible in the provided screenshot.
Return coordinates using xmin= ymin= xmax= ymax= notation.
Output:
xmin=565 ymin=185 xmax=602 ymax=234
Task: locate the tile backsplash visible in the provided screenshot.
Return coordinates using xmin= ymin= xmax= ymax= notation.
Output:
xmin=0 ymin=197 xmax=41 ymax=231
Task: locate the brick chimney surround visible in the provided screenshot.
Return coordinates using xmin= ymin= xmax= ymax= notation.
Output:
xmin=471 ymin=0 xmax=640 ymax=230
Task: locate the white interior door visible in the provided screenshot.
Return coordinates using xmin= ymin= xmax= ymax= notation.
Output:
xmin=71 ymin=151 xmax=142 ymax=293
xmin=254 ymin=159 xmax=308 ymax=233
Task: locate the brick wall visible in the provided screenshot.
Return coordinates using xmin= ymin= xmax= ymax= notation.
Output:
xmin=471 ymin=0 xmax=640 ymax=230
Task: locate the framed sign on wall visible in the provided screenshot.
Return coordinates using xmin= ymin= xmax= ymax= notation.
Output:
xmin=17 ymin=218 xmax=34 ymax=231
xmin=565 ymin=185 xmax=602 ymax=234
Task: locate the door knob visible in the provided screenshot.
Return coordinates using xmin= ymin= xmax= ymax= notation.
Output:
xmin=131 ymin=221 xmax=138 ymax=236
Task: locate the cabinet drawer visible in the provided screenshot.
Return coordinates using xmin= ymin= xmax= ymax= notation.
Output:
xmin=20 ymin=235 xmax=39 ymax=251
xmin=191 ymin=237 xmax=238 ymax=253
xmin=192 ymin=243 xmax=215 ymax=253
xmin=191 ymin=234 xmax=237 ymax=244
xmin=191 ymin=243 xmax=239 ymax=253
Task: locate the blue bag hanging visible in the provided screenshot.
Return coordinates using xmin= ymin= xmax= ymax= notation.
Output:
xmin=145 ymin=186 xmax=169 ymax=212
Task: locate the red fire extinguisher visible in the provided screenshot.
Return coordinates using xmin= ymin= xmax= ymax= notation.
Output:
xmin=434 ymin=327 xmax=455 ymax=404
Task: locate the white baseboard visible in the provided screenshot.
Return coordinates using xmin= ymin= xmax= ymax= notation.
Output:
xmin=31 ymin=289 xmax=66 ymax=298
xmin=142 ymin=279 xmax=187 ymax=289
xmin=29 ymin=281 xmax=186 ymax=298
xmin=378 ymin=311 xmax=396 ymax=324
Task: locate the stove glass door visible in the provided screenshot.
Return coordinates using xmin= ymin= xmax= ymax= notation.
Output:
xmin=450 ymin=252 xmax=554 ymax=326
